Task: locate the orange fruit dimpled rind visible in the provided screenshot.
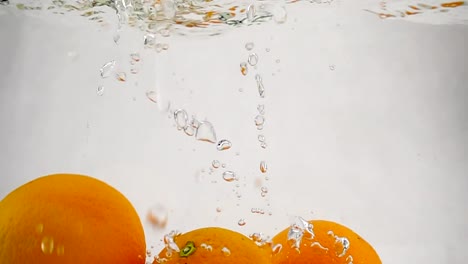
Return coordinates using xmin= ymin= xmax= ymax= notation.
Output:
xmin=0 ymin=173 xmax=146 ymax=264
xmin=271 ymin=219 xmax=382 ymax=264
xmin=154 ymin=227 xmax=271 ymax=264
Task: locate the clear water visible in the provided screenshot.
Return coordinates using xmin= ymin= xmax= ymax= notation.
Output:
xmin=0 ymin=0 xmax=467 ymax=263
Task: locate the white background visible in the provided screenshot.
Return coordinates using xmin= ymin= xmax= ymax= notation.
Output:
xmin=1 ymin=2 xmax=467 ymax=263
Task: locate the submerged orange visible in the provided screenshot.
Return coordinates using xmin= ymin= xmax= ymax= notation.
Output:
xmin=271 ymin=219 xmax=381 ymax=264
xmin=154 ymin=227 xmax=270 ymax=264
xmin=0 ymin=173 xmax=146 ymax=263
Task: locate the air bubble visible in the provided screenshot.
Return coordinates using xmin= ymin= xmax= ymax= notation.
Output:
xmin=248 ymin=53 xmax=258 ymax=66
xmin=163 ymin=230 xmax=181 ymax=254
xmin=260 ymin=142 xmax=268 ymax=149
xmin=222 ymin=171 xmax=237 ymax=182
xmin=240 ymin=62 xmax=248 ymax=76
xmin=260 ymin=161 xmax=267 ymax=173
xmin=238 ymin=219 xmax=246 ymax=226
xmin=97 ymin=85 xmax=104 ymax=96
xmin=41 ymin=236 xmax=54 ymax=255
xmin=113 ymin=33 xmax=121 ymax=44
xmin=144 ymin=33 xmax=156 ymax=48
xmin=116 ymin=72 xmax=127 ymax=82
xmin=212 ymin=160 xmax=220 ymax=169
xmin=257 ymin=104 xmax=265 ymax=115
xmin=273 ymin=5 xmax=287 ymax=23
xmin=221 ymin=247 xmax=231 ymax=256
xmin=217 ymin=139 xmax=232 ymax=151
xmin=147 ymin=204 xmax=168 ymax=229
xmin=146 ymin=91 xmax=158 ymax=103
xmin=245 ymin=42 xmax=254 ymax=51
xmin=329 ymin=64 xmax=335 ymax=71
xmin=184 ymin=126 xmax=195 ymax=136
xmin=100 ymin=60 xmax=115 ymax=78
xmin=255 ymin=74 xmax=265 ymax=98
xmin=255 ymin=115 xmax=265 ymax=127
xmin=258 ymin=134 xmax=265 ymax=142
xmin=201 ymin=243 xmax=213 ymax=251
xmin=195 ymin=121 xmax=217 ymax=143
xmin=247 ymin=4 xmax=256 ymax=21
xmin=174 ymin=109 xmax=189 ymax=130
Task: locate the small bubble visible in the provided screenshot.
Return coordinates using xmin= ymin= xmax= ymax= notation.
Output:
xmin=56 ymin=244 xmax=65 ymax=256
xmin=146 ymin=91 xmax=158 ymax=103
xmin=174 ymin=109 xmax=189 ymax=130
xmin=260 ymin=142 xmax=268 ymax=149
xmin=41 ymin=236 xmax=54 ymax=255
xmin=200 ymin=243 xmax=213 ymax=251
xmin=247 ymin=4 xmax=256 ymax=21
xmin=238 ymin=219 xmax=246 ymax=226
xmin=147 ymin=204 xmax=169 ymax=229
xmin=255 ymin=74 xmax=265 ymax=98
xmin=273 ymin=5 xmax=287 ymax=23
xmin=159 ymin=28 xmax=171 ymax=37
xmin=217 ymin=139 xmax=232 ymax=151
xmin=261 ymin=186 xmax=268 ymax=193
xmin=245 ymin=42 xmax=255 ymax=51
xmin=196 ymin=121 xmax=217 ymax=143
xmin=212 ymin=160 xmax=220 ymax=169
xmin=275 ymin=59 xmax=281 ymax=63
xmin=260 ymin=161 xmax=267 ymax=173
xmin=100 ymin=60 xmax=116 ymax=78
xmin=257 ymin=104 xmax=265 ymax=115
xmin=258 ymin=134 xmax=265 ymax=142
xmin=162 ymin=43 xmax=170 ymax=50
xmin=144 ymin=33 xmax=156 ymax=47
xmin=329 ymin=64 xmax=335 ymax=71
xmin=130 ymin=68 xmax=139 ymax=74
xmin=221 ymin=163 xmax=226 ymax=168
xmin=113 ymin=32 xmax=121 ymax=44
xmin=240 ymin=62 xmax=248 ymax=76
xmin=251 ymin=208 xmax=265 ymax=214
xmin=184 ymin=126 xmax=195 ymax=136
xmin=97 ymin=85 xmax=104 ymax=96
xmin=248 ymin=53 xmax=259 ymax=66
xmin=216 ymin=207 xmax=222 ymax=213
xmin=222 ymin=171 xmax=237 ymax=182
xmin=255 ymin=115 xmax=265 ymax=127
xmin=265 ymin=48 xmax=271 ymax=52
xmin=155 ymin=43 xmax=163 ymax=53
xmin=163 ymin=230 xmax=181 ymax=254
xmin=116 ymin=72 xmax=127 ymax=82
xmin=130 ymin=52 xmax=141 ymax=62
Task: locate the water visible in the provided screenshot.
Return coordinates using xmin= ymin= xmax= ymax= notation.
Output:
xmin=2 ymin=1 xmax=468 ymax=263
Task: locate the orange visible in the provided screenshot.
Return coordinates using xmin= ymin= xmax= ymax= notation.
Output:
xmin=154 ymin=227 xmax=270 ymax=264
xmin=0 ymin=173 xmax=146 ymax=263
xmin=271 ymin=219 xmax=381 ymax=264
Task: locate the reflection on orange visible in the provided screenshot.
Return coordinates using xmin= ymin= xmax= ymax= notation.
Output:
xmin=271 ymin=220 xmax=381 ymax=264
xmin=441 ymin=1 xmax=465 ymax=7
xmin=0 ymin=174 xmax=146 ymax=264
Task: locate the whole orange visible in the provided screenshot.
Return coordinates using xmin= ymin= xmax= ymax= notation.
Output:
xmin=271 ymin=219 xmax=381 ymax=264
xmin=154 ymin=227 xmax=270 ymax=264
xmin=0 ymin=173 xmax=146 ymax=263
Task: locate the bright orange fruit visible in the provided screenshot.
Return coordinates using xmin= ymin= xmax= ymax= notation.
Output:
xmin=154 ymin=227 xmax=270 ymax=264
xmin=271 ymin=219 xmax=381 ymax=264
xmin=0 ymin=173 xmax=146 ymax=263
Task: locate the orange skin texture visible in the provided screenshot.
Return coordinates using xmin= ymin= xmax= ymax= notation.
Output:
xmin=271 ymin=220 xmax=381 ymax=264
xmin=0 ymin=174 xmax=146 ymax=263
xmin=155 ymin=227 xmax=270 ymax=264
